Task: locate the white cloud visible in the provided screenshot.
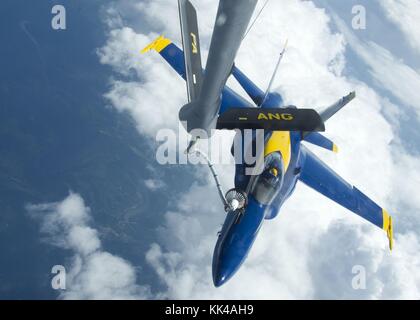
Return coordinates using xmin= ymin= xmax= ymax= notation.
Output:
xmin=144 ymin=178 xmax=165 ymax=191
xmin=96 ymin=0 xmax=420 ymax=299
xmin=310 ymin=222 xmax=420 ymax=299
xmin=332 ymin=13 xmax=420 ymax=121
xmin=28 ymin=193 xmax=150 ymax=299
xmin=379 ymin=0 xmax=420 ymax=54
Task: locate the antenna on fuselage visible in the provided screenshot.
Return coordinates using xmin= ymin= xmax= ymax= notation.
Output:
xmin=260 ymin=39 xmax=288 ymax=107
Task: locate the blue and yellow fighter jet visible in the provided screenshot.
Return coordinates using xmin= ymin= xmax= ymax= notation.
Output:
xmin=142 ymin=0 xmax=394 ymax=287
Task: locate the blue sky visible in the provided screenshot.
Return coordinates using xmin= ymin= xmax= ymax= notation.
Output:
xmin=1 ymin=0 xmax=420 ymax=299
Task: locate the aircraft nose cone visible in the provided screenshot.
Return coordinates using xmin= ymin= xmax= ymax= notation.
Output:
xmin=212 ymin=212 xmax=242 ymax=287
xmin=213 ymin=271 xmax=226 ymax=287
xmin=212 ymin=263 xmax=234 ymax=287
xmin=212 ymin=197 xmax=266 ymax=287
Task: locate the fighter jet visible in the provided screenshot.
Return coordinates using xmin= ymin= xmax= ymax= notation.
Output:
xmin=141 ymin=0 xmax=394 ymax=287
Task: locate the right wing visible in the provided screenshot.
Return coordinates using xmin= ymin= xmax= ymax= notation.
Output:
xmin=299 ymin=145 xmax=394 ymax=250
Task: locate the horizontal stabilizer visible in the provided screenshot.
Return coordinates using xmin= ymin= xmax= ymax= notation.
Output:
xmin=216 ymin=108 xmax=325 ymax=131
xmin=319 ymin=91 xmax=356 ymax=122
xmin=178 ymin=0 xmax=203 ymax=102
xmin=304 ymin=132 xmax=338 ymax=153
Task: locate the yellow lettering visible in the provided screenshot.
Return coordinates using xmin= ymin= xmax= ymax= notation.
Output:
xmin=281 ymin=113 xmax=293 ymax=121
xmin=258 ymin=112 xmax=294 ymax=121
xmin=258 ymin=113 xmax=268 ymax=120
xmin=268 ymin=113 xmax=281 ymax=120
xmin=190 ymin=33 xmax=198 ymax=54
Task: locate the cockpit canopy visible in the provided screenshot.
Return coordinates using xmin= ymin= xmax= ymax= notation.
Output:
xmin=249 ymin=151 xmax=284 ymax=205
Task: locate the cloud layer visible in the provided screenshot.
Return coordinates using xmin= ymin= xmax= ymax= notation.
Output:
xmin=28 ymin=193 xmax=150 ymax=299
xmin=379 ymin=0 xmax=420 ymax=54
xmin=332 ymin=12 xmax=420 ymax=121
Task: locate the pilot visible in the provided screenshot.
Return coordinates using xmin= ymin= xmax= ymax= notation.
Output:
xmin=263 ymin=152 xmax=283 ymax=183
xmin=261 ymin=164 xmax=281 ymax=187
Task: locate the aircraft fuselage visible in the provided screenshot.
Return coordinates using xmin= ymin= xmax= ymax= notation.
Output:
xmin=212 ymin=127 xmax=303 ymax=286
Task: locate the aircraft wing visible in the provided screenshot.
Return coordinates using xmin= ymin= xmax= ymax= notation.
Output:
xmin=299 ymin=145 xmax=394 ymax=250
xmin=141 ymin=36 xmax=253 ymax=111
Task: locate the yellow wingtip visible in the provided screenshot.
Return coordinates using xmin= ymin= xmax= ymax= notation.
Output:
xmin=332 ymin=144 xmax=339 ymax=153
xmin=141 ymin=35 xmax=171 ymax=54
xmin=388 ymin=216 xmax=394 ymax=251
xmin=383 ymin=210 xmax=394 ymax=251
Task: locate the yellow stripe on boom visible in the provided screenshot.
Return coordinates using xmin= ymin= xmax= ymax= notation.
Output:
xmin=141 ymin=35 xmax=171 ymax=54
xmin=382 ymin=209 xmax=394 ymax=251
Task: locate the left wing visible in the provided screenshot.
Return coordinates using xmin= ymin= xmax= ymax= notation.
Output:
xmin=141 ymin=36 xmax=253 ymax=113
xmin=299 ymin=145 xmax=394 ymax=250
